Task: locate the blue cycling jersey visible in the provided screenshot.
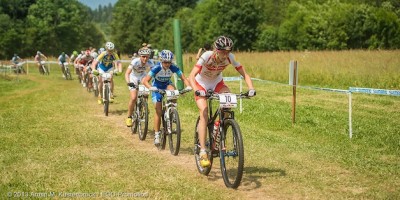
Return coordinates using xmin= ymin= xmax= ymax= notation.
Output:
xmin=148 ymin=62 xmax=182 ymax=89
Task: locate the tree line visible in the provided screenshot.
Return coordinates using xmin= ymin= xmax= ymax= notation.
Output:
xmin=0 ymin=0 xmax=104 ymax=59
xmin=1 ymin=0 xmax=399 ymax=59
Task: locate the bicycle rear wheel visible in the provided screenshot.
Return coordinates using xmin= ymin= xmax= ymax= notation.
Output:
xmin=138 ymin=98 xmax=149 ymax=140
xmin=104 ymin=84 xmax=110 ymax=116
xmin=194 ymin=117 xmax=213 ymax=175
xmin=168 ymin=108 xmax=181 ymax=156
xmin=220 ymin=119 xmax=244 ymax=189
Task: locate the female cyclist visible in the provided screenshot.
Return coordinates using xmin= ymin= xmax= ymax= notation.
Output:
xmin=125 ymin=47 xmax=155 ymax=127
xmin=188 ymin=36 xmax=256 ymax=167
xmin=142 ymin=50 xmax=192 ymax=145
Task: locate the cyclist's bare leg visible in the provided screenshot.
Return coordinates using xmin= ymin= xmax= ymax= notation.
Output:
xmin=128 ymin=89 xmax=138 ymax=117
xmin=110 ymin=78 xmax=114 ymax=96
xmin=154 ymin=102 xmax=162 ymax=132
xmin=196 ymin=98 xmax=209 ymax=150
xmin=98 ymin=76 xmax=103 ymax=97
xmin=37 ymin=63 xmax=41 ymax=73
xmin=60 ymin=64 xmax=65 ymax=75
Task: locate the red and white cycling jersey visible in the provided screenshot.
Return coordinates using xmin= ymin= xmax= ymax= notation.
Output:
xmin=78 ymin=55 xmax=94 ymax=66
xmin=194 ymin=51 xmax=242 ymax=90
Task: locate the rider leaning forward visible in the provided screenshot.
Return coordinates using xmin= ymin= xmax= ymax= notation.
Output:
xmin=188 ymin=36 xmax=256 ymax=167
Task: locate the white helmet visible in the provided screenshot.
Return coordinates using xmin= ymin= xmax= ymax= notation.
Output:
xmin=138 ymin=48 xmax=151 ymax=56
xmin=105 ymin=42 xmax=115 ymax=50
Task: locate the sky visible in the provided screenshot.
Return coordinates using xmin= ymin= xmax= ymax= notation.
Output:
xmin=78 ymin=0 xmax=117 ymax=10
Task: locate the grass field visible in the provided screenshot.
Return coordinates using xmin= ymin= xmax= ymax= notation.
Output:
xmin=1 ymin=50 xmax=399 ymax=199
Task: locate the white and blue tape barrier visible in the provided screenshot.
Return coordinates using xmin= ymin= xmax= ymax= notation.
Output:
xmin=349 ymin=87 xmax=400 ymax=96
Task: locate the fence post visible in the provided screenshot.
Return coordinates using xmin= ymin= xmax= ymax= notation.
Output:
xmin=348 ymin=92 xmax=353 ymax=139
xmin=289 ymin=60 xmax=298 ymax=125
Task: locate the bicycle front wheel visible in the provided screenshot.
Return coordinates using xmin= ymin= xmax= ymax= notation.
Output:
xmin=168 ymin=108 xmax=181 ymax=156
xmin=157 ymin=118 xmax=167 ymax=150
xmin=43 ymin=65 xmax=49 ymax=75
xmin=66 ymin=68 xmax=72 ymax=80
xmin=138 ymin=99 xmax=149 ymax=140
xmin=194 ymin=117 xmax=213 ymax=175
xmin=93 ymin=77 xmax=99 ymax=97
xmin=220 ymin=119 xmax=244 ymax=189
xmin=104 ymin=84 xmax=110 ymax=116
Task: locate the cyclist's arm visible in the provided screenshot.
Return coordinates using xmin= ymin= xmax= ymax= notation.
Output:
xmin=125 ymin=67 xmax=132 ymax=83
xmin=188 ymin=65 xmax=201 ymax=91
xmin=142 ymin=75 xmax=152 ymax=89
xmin=113 ymin=52 xmax=122 ymax=73
xmin=236 ymin=67 xmax=254 ymax=90
xmin=74 ymin=57 xmax=80 ymax=65
xmin=180 ymin=73 xmax=191 ymax=88
xmin=91 ymin=59 xmax=98 ymax=71
xmin=116 ymin=61 xmax=122 ymax=73
xmin=172 ymin=65 xmax=191 ymax=88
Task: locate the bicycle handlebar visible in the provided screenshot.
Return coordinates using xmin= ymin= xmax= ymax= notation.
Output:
xmin=195 ymin=90 xmax=256 ymax=98
xmin=154 ymin=88 xmax=192 ymax=95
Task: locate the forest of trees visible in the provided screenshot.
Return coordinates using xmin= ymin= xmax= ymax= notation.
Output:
xmin=0 ymin=0 xmax=399 ymax=59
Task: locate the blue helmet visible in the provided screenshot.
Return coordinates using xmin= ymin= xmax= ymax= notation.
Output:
xmin=159 ymin=50 xmax=174 ymax=62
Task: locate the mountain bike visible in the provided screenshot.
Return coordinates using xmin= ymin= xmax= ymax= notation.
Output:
xmin=155 ymin=88 xmax=191 ymax=155
xmin=85 ymin=67 xmax=94 ymax=92
xmin=39 ymin=61 xmax=49 ymax=75
xmin=92 ymin=72 xmax=99 ymax=97
xmin=193 ymin=90 xmax=255 ymax=188
xmin=13 ymin=63 xmax=26 ymax=74
xmin=101 ymin=72 xmax=113 ymax=116
xmin=61 ymin=62 xmax=72 ymax=80
xmin=129 ymin=84 xmax=150 ymax=141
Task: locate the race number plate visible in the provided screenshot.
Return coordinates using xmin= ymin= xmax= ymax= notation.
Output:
xmin=102 ymin=73 xmax=112 ymax=80
xmin=166 ymin=90 xmax=179 ymax=100
xmin=219 ymin=93 xmax=237 ymax=108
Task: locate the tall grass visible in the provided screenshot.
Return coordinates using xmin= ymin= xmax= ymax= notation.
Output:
xmin=184 ymin=50 xmax=400 ymax=89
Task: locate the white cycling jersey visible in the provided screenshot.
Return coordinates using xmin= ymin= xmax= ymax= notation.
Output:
xmin=194 ymin=51 xmax=242 ymax=90
xmin=128 ymin=57 xmax=154 ymax=88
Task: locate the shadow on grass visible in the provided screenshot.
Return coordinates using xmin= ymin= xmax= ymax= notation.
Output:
xmin=205 ymin=164 xmax=286 ymax=190
xmin=241 ymin=166 xmax=286 ymax=190
xmin=110 ymin=109 xmax=128 ymax=116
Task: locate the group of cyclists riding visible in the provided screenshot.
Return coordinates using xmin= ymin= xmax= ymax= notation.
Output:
xmin=125 ymin=36 xmax=256 ymax=168
xmin=16 ymin=36 xmax=256 ymax=171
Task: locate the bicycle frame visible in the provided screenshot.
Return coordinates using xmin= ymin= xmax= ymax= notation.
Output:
xmin=101 ymin=72 xmax=112 ymax=116
xmin=40 ymin=61 xmax=49 ymax=75
xmin=156 ymin=89 xmax=191 ymax=154
xmin=195 ymin=90 xmax=252 ymax=188
xmin=131 ymin=84 xmax=150 ymax=140
xmin=62 ymin=62 xmax=71 ymax=79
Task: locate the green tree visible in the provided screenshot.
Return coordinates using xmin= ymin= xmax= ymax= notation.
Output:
xmin=26 ymin=0 xmax=103 ymax=56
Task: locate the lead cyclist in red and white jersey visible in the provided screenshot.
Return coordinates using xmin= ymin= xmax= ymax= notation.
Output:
xmin=188 ymin=36 xmax=256 ymax=168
